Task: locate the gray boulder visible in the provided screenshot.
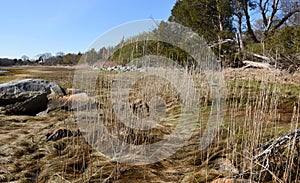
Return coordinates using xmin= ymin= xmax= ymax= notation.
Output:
xmin=0 ymin=79 xmax=66 ymax=115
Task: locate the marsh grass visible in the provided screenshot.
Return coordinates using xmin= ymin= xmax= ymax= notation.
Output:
xmin=0 ymin=66 xmax=75 ymax=88
xmin=0 ymin=66 xmax=300 ymax=182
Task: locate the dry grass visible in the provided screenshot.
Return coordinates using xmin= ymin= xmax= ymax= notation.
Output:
xmin=0 ymin=66 xmax=299 ymax=182
xmin=0 ymin=66 xmax=75 ymax=88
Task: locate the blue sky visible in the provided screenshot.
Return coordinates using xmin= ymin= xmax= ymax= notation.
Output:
xmin=0 ymin=0 xmax=176 ymax=59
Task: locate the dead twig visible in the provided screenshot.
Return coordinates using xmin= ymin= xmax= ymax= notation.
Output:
xmin=230 ymin=128 xmax=300 ymax=180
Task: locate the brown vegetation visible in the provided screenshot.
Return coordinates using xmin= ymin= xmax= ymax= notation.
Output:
xmin=0 ymin=66 xmax=299 ymax=182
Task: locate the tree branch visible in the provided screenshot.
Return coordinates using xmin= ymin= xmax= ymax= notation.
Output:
xmin=259 ymin=0 xmax=269 ymax=27
xmin=242 ymin=60 xmax=273 ymax=69
xmin=265 ymin=0 xmax=280 ymax=32
xmin=271 ymin=7 xmax=300 ymax=31
xmin=208 ymin=39 xmax=234 ymax=48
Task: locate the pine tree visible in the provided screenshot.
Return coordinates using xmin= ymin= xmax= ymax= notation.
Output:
xmin=169 ymin=0 xmax=235 ymax=43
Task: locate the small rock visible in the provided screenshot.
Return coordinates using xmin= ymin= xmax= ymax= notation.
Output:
xmin=214 ymin=158 xmax=239 ymax=176
xmin=45 ymin=128 xmax=76 ymax=142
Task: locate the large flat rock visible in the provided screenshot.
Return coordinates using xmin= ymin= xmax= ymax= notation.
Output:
xmin=0 ymin=79 xmax=66 ymax=115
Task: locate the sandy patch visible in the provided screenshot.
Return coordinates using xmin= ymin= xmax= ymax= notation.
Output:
xmin=14 ymin=74 xmax=33 ymax=77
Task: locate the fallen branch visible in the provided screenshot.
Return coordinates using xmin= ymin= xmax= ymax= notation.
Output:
xmin=242 ymin=60 xmax=273 ymax=70
xmin=254 ymin=128 xmax=300 ymax=161
xmin=253 ymin=53 xmax=273 ymax=62
xmin=231 ymin=128 xmax=300 ymax=180
xmin=245 ymin=52 xmax=276 ymax=64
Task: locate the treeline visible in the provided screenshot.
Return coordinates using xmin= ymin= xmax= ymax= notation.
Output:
xmin=0 ymin=47 xmax=115 ymax=67
xmin=0 ymin=58 xmax=22 ymax=66
xmin=0 ymin=52 xmax=83 ymax=66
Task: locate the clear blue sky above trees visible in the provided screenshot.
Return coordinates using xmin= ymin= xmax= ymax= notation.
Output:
xmin=0 ymin=0 xmax=176 ymax=59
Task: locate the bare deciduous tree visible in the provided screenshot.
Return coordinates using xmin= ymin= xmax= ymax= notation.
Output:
xmin=240 ymin=0 xmax=300 ymax=42
xmin=21 ymin=55 xmax=29 ymax=62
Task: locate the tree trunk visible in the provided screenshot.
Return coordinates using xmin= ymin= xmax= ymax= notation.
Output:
xmin=237 ymin=14 xmax=244 ymax=51
xmin=242 ymin=0 xmax=259 ymax=43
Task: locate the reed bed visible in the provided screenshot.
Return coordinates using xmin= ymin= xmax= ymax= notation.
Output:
xmin=0 ymin=67 xmax=299 ymax=182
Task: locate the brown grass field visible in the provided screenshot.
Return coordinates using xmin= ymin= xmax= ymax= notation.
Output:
xmin=0 ymin=66 xmax=300 ymax=182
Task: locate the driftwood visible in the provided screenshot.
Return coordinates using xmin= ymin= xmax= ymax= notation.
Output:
xmin=242 ymin=60 xmax=273 ymax=70
xmin=252 ymin=53 xmax=275 ymax=63
xmin=244 ymin=52 xmax=300 ymax=72
xmin=254 ymin=128 xmax=300 ymax=161
xmin=246 ymin=52 xmax=276 ymax=64
xmin=232 ymin=128 xmax=300 ymax=179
